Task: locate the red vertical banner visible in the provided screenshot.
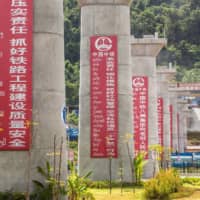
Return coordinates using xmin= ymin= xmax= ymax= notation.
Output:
xmin=0 ymin=0 xmax=32 ymax=150
xmin=169 ymin=105 xmax=173 ymax=150
xmin=157 ymin=97 xmax=164 ymax=147
xmin=177 ymin=113 xmax=180 ymax=152
xmin=132 ymin=76 xmax=148 ymax=157
xmin=90 ymin=36 xmax=118 ymax=158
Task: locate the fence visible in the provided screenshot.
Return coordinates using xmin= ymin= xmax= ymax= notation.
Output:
xmin=171 ymin=153 xmax=200 ymax=176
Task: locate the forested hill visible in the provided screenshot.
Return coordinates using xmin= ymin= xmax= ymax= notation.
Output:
xmin=131 ymin=0 xmax=200 ymax=81
xmin=64 ymin=0 xmax=200 ymax=105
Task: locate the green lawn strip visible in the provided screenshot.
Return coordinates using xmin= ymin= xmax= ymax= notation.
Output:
xmin=171 ymin=186 xmax=200 ymax=199
xmin=90 ymin=187 xmax=144 ymax=200
xmin=90 ymin=185 xmax=200 ymax=200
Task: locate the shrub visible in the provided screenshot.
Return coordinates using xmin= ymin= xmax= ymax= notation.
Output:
xmin=144 ymin=169 xmax=182 ymax=200
xmin=67 ymin=112 xmax=78 ymax=126
xmin=31 ymin=161 xmax=67 ymax=200
xmin=67 ymin=165 xmax=95 ymax=200
xmin=134 ymin=151 xmax=147 ymax=185
xmin=86 ymin=180 xmax=109 ymax=189
xmin=182 ymin=177 xmax=200 ymax=186
xmin=85 ymin=180 xmax=143 ymax=189
xmin=0 ymin=191 xmax=25 ymax=200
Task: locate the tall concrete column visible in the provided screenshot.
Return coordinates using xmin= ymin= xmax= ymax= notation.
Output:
xmin=181 ymin=104 xmax=189 ymax=152
xmin=31 ymin=0 xmax=67 ymax=186
xmin=183 ymin=108 xmax=190 ymax=150
xmin=177 ymin=100 xmax=188 ymax=152
xmin=0 ymin=0 xmax=67 ymax=192
xmin=79 ymin=0 xmax=133 ymax=181
xmin=131 ymin=36 xmax=167 ymax=178
xmin=157 ymin=66 xmax=176 ymax=164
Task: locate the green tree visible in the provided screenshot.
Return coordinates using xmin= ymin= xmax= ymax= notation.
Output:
xmin=189 ymin=0 xmax=200 ymax=9
xmin=64 ymin=0 xmax=80 ymax=106
xmin=131 ymin=0 xmax=200 ymax=69
xmin=64 ymin=0 xmax=80 ymax=63
xmin=65 ymin=60 xmax=79 ymax=105
xmin=131 ymin=8 xmax=157 ymax=37
xmin=182 ymin=68 xmax=200 ymax=82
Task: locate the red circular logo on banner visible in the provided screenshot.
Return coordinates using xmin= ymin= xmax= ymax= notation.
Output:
xmin=132 ymin=77 xmax=145 ymax=87
xmin=95 ymin=37 xmax=112 ymax=52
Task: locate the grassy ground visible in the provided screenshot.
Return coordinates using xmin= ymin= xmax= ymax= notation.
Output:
xmin=171 ymin=186 xmax=198 ymax=199
xmin=90 ymin=186 xmax=199 ymax=200
xmin=176 ymin=191 xmax=200 ymax=200
xmin=90 ymin=187 xmax=144 ymax=200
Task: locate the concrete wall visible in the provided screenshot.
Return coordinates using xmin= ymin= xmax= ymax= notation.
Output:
xmin=0 ymin=0 xmax=67 ymax=192
xmin=79 ymin=0 xmax=133 ymax=181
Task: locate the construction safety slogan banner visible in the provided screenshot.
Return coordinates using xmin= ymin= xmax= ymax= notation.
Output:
xmin=177 ymin=113 xmax=180 ymax=152
xmin=169 ymin=105 xmax=173 ymax=149
xmin=90 ymin=35 xmax=118 ymax=158
xmin=0 ymin=0 xmax=32 ymax=150
xmin=132 ymin=76 xmax=148 ymax=157
xmin=157 ymin=97 xmax=164 ymax=147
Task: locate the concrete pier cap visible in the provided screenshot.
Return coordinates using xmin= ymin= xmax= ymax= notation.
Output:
xmin=157 ymin=65 xmax=177 ymax=83
xmin=131 ymin=36 xmax=167 ymax=57
xmin=79 ymin=0 xmax=133 ymax=6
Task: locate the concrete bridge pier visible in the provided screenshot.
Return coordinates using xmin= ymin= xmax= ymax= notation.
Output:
xmin=0 ymin=0 xmax=67 ymax=192
xmin=31 ymin=0 xmax=67 ymax=188
xmin=78 ymin=0 xmax=133 ymax=181
xmin=177 ymin=100 xmax=188 ymax=153
xmin=131 ymin=36 xmax=167 ymax=178
xmin=157 ymin=66 xmax=176 ymax=165
xmin=183 ymin=108 xmax=190 ymax=150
